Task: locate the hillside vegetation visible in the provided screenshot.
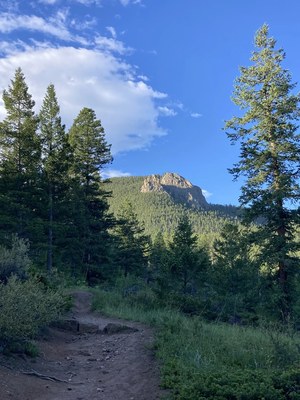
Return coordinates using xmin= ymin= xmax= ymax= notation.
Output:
xmin=106 ymin=175 xmax=240 ymax=241
xmin=93 ymin=282 xmax=300 ymax=400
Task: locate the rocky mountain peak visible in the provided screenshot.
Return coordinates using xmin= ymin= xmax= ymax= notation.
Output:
xmin=160 ymin=172 xmax=193 ymax=188
xmin=140 ymin=172 xmax=207 ymax=209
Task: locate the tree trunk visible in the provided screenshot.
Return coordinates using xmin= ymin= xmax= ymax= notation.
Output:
xmin=47 ymin=185 xmax=53 ymax=274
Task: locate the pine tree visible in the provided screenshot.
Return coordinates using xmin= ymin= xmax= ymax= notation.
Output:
xmin=68 ymin=108 xmax=113 ymax=280
xmin=113 ymin=202 xmax=150 ymax=278
xmin=39 ymin=84 xmax=70 ymax=273
xmin=0 ymin=68 xmax=40 ymax=242
xmin=212 ymin=224 xmax=260 ymax=321
xmin=168 ymin=214 xmax=209 ymax=294
xmin=149 ymin=232 xmax=168 ymax=282
xmin=225 ymin=25 xmax=300 ymax=320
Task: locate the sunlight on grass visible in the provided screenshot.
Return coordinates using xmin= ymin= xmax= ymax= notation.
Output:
xmin=92 ymin=286 xmax=300 ymax=399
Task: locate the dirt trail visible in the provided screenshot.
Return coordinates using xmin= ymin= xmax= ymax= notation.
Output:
xmin=0 ymin=291 xmax=165 ymax=400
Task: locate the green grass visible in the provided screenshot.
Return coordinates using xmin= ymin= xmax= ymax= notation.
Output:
xmin=92 ymin=284 xmax=300 ymax=399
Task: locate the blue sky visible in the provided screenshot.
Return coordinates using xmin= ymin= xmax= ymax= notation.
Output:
xmin=0 ymin=0 xmax=300 ymax=205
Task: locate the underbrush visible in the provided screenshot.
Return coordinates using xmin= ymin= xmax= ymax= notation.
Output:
xmin=0 ymin=236 xmax=68 ymax=355
xmin=0 ymin=276 xmax=67 ymax=355
xmin=92 ymin=280 xmax=300 ymax=400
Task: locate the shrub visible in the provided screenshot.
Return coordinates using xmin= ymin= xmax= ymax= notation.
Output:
xmin=165 ymin=368 xmax=300 ymax=400
xmin=0 ymin=235 xmax=31 ymax=283
xmin=0 ymin=276 xmax=66 ymax=345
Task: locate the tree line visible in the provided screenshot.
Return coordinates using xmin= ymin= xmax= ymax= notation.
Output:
xmin=0 ymin=68 xmax=114 ymax=280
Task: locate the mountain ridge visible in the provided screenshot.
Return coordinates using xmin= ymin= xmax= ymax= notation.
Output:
xmin=140 ymin=172 xmax=208 ymax=209
xmin=105 ymin=173 xmax=240 ymax=240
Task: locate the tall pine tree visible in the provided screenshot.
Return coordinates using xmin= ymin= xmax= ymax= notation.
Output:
xmin=168 ymin=214 xmax=209 ymax=294
xmin=68 ymin=108 xmax=113 ymax=281
xmin=39 ymin=84 xmax=71 ymax=273
xmin=112 ymin=202 xmax=150 ymax=278
xmin=225 ymin=25 xmax=300 ymax=320
xmin=0 ymin=68 xmax=40 ymax=243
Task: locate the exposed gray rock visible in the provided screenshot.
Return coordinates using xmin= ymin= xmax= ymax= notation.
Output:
xmin=140 ymin=172 xmax=208 ymax=209
xmin=102 ymin=323 xmax=138 ymax=335
xmin=51 ymin=319 xmax=99 ymax=334
xmin=51 ymin=319 xmax=79 ymax=332
xmin=78 ymin=322 xmax=99 ymax=334
xmin=161 ymin=172 xmax=193 ymax=188
xmin=140 ymin=174 xmax=164 ymax=193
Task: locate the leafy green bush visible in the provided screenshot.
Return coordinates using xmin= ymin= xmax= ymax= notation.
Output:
xmin=0 ymin=276 xmax=66 ymax=345
xmin=167 ymin=368 xmax=300 ymax=400
xmin=0 ymin=235 xmax=31 ymax=282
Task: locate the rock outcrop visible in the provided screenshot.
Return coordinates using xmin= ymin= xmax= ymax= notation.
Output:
xmin=140 ymin=172 xmax=208 ymax=209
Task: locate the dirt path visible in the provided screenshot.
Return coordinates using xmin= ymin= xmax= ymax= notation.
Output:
xmin=0 ymin=291 xmax=166 ymax=400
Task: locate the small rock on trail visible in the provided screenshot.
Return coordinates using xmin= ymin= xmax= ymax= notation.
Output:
xmin=0 ymin=290 xmax=165 ymax=400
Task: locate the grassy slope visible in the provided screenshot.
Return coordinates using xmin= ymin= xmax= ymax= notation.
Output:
xmin=106 ymin=176 xmax=240 ymax=241
xmin=93 ymin=284 xmax=300 ymax=400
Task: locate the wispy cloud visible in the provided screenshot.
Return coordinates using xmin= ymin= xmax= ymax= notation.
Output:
xmin=119 ymin=0 xmax=142 ymax=6
xmin=158 ymin=106 xmax=177 ymax=117
xmin=106 ymin=26 xmax=117 ymax=38
xmin=95 ymin=35 xmax=132 ymax=54
xmin=0 ymin=12 xmax=74 ymax=41
xmin=0 ymin=0 xmax=19 ymax=12
xmin=190 ymin=112 xmax=202 ymax=118
xmin=137 ymin=74 xmax=149 ymax=82
xmin=38 ymin=0 xmax=102 ymax=5
xmin=38 ymin=0 xmax=59 ymax=4
xmin=102 ymin=169 xmax=131 ymax=179
xmin=202 ymin=189 xmax=212 ymax=199
xmin=73 ymin=0 xmax=102 ymax=6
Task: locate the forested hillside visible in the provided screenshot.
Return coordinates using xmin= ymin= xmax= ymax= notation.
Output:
xmin=106 ymin=175 xmax=240 ymax=242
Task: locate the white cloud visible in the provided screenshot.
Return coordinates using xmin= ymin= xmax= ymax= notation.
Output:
xmin=37 ymin=0 xmax=102 ymax=5
xmin=0 ymin=0 xmax=19 ymax=12
xmin=95 ymin=35 xmax=131 ymax=54
xmin=38 ymin=0 xmax=59 ymax=4
xmin=73 ymin=0 xmax=102 ymax=5
xmin=190 ymin=112 xmax=202 ymax=118
xmin=137 ymin=74 xmax=149 ymax=82
xmin=102 ymin=169 xmax=131 ymax=179
xmin=119 ymin=0 xmax=142 ymax=6
xmin=202 ymin=189 xmax=212 ymax=199
xmin=106 ymin=26 xmax=117 ymax=38
xmin=0 ymin=11 xmax=94 ymax=45
xmin=0 ymin=46 xmax=167 ymax=154
xmin=0 ymin=12 xmax=72 ymax=41
xmin=158 ymin=106 xmax=177 ymax=117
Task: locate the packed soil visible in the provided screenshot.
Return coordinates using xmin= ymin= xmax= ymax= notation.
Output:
xmin=0 ymin=291 xmax=166 ymax=400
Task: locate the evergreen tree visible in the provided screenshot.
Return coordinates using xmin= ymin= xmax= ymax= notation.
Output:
xmin=68 ymin=108 xmax=113 ymax=280
xmin=149 ymin=232 xmax=168 ymax=282
xmin=225 ymin=25 xmax=300 ymax=320
xmin=212 ymin=224 xmax=260 ymax=321
xmin=69 ymin=107 xmax=112 ymax=188
xmin=0 ymin=68 xmax=40 ymax=242
xmin=113 ymin=202 xmax=150 ymax=278
xmin=168 ymin=214 xmax=209 ymax=294
xmin=39 ymin=84 xmax=70 ymax=273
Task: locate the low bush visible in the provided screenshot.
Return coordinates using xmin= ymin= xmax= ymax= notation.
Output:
xmin=0 ymin=235 xmax=31 ymax=283
xmin=0 ymin=276 xmax=66 ymax=347
xmin=167 ymin=368 xmax=300 ymax=400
